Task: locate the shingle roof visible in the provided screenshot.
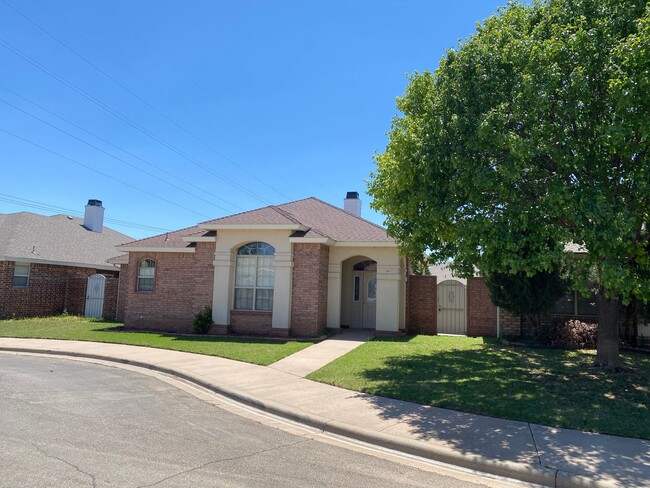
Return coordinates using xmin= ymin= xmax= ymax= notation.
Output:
xmin=202 ymin=197 xmax=393 ymax=242
xmin=0 ymin=212 xmax=132 ymax=269
xmin=117 ymin=225 xmax=204 ymax=249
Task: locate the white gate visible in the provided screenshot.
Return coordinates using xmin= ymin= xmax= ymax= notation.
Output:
xmin=84 ymin=274 xmax=106 ymax=318
xmin=437 ymin=280 xmax=466 ymax=334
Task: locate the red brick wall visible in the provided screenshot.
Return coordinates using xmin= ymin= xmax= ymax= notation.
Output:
xmin=290 ymin=243 xmax=329 ymax=337
xmin=467 ymin=277 xmax=497 ymax=336
xmin=499 ymin=309 xmax=521 ymax=336
xmin=0 ymin=260 xmax=120 ymax=319
xmin=230 ymin=310 xmax=276 ymax=335
xmin=406 ymin=275 xmax=437 ymax=334
xmin=116 ymin=264 xmax=128 ymax=321
xmin=121 ymin=243 xmax=215 ymax=332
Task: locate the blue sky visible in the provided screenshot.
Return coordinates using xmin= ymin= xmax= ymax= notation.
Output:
xmin=0 ymin=0 xmax=506 ymax=240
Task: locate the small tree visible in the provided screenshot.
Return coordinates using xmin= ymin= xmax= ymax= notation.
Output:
xmin=485 ymin=265 xmax=569 ymax=339
xmin=193 ymin=306 xmax=212 ymax=334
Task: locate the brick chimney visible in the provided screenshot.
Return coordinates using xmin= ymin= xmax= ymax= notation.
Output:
xmin=343 ymin=191 xmax=361 ymax=217
xmin=83 ymin=199 xmax=104 ymax=233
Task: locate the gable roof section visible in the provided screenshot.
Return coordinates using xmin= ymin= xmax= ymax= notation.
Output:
xmin=201 ymin=197 xmax=393 ymax=243
xmin=115 ymin=225 xmax=205 ymax=251
xmin=0 ymin=212 xmax=132 ymax=270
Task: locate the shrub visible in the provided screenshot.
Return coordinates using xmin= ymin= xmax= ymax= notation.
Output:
xmin=543 ymin=319 xmax=597 ymax=349
xmin=193 ymin=306 xmax=212 ymax=334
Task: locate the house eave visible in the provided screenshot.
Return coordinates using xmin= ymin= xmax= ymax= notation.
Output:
xmin=181 ymin=236 xmax=217 ymax=243
xmin=199 ymin=223 xmax=310 ymax=232
xmin=114 ymin=246 xmax=196 ymax=253
xmin=288 ymin=237 xmax=335 ymax=245
xmin=1 ymin=256 xmax=117 ymax=271
xmin=332 ymin=241 xmax=398 ymax=247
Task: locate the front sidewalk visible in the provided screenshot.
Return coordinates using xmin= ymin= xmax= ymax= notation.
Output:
xmin=1 ymin=338 xmax=648 ymax=488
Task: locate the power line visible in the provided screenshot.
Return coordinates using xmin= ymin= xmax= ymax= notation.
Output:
xmin=0 ymin=35 xmax=273 ymax=205
xmin=0 ymin=83 xmax=243 ymax=212
xmin=26 ymin=0 xmax=293 ymax=201
xmin=0 ymin=94 xmax=236 ymax=214
xmin=0 ymin=127 xmax=212 ymax=219
xmin=0 ymin=193 xmax=173 ymax=232
xmin=95 ymin=0 xmax=300 ymax=179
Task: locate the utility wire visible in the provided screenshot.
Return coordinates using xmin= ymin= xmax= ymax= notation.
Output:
xmin=0 ymin=95 xmax=235 ymax=214
xmin=0 ymin=35 xmax=273 ymax=205
xmin=0 ymin=83 xmax=242 ymax=211
xmin=0 ymin=127 xmax=212 ymax=219
xmin=28 ymin=0 xmax=293 ymax=201
xmin=0 ymin=193 xmax=173 ymax=232
xmin=96 ymin=0 xmax=299 ymax=179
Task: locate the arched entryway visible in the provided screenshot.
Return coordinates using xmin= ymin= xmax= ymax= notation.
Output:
xmin=341 ymin=257 xmax=377 ymax=329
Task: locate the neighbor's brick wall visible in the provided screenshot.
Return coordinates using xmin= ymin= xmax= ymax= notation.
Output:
xmin=116 ymin=264 xmax=128 ymax=321
xmin=0 ymin=260 xmax=120 ymax=319
xmin=467 ymin=277 xmax=497 ymax=336
xmin=499 ymin=309 xmax=521 ymax=336
xmin=122 ymin=242 xmax=215 ymax=332
xmin=406 ymin=275 xmax=437 ymax=334
xmin=290 ymin=243 xmax=329 ymax=337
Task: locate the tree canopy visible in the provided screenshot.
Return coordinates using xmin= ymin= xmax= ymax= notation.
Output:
xmin=369 ymin=0 xmax=650 ymax=367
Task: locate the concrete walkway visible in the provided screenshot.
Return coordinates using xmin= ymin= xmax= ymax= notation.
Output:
xmin=270 ymin=329 xmax=372 ymax=376
xmin=1 ymin=338 xmax=648 ymax=488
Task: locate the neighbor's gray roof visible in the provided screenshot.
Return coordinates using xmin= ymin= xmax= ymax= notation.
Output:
xmin=0 ymin=212 xmax=132 ymax=270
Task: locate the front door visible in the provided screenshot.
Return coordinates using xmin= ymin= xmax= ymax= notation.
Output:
xmin=350 ymin=270 xmax=377 ymax=329
xmin=437 ymin=280 xmax=466 ymax=334
xmin=84 ymin=274 xmax=106 ymax=318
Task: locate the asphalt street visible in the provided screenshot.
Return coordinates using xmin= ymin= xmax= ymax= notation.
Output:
xmin=0 ymin=354 xmax=511 ymax=488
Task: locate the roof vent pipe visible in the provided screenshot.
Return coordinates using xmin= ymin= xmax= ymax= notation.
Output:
xmin=343 ymin=191 xmax=362 ymax=218
xmin=84 ymin=199 xmax=104 ymax=233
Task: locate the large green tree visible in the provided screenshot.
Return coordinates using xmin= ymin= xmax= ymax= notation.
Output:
xmin=369 ymin=0 xmax=650 ymax=369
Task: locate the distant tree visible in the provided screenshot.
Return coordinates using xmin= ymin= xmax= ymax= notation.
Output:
xmin=369 ymin=0 xmax=650 ymax=370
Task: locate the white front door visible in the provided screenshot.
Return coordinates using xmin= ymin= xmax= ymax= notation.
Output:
xmin=350 ymin=271 xmax=377 ymax=329
xmin=437 ymin=280 xmax=466 ymax=334
xmin=85 ymin=274 xmax=106 ymax=318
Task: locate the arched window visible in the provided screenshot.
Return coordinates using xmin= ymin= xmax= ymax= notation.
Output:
xmin=137 ymin=259 xmax=155 ymax=292
xmin=234 ymin=242 xmax=275 ymax=310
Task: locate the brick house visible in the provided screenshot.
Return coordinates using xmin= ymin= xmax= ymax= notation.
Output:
xmin=0 ymin=200 xmax=131 ymax=319
xmin=115 ymin=194 xmax=505 ymax=337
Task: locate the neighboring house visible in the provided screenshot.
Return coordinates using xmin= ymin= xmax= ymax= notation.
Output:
xmin=114 ymin=193 xmax=503 ymax=337
xmin=0 ymin=200 xmax=132 ymax=319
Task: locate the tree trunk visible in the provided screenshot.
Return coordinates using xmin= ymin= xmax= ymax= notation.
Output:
xmin=594 ymin=288 xmax=623 ymax=371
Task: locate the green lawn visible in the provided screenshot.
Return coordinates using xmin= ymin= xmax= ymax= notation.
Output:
xmin=307 ymin=335 xmax=650 ymax=439
xmin=0 ymin=316 xmax=314 ymax=366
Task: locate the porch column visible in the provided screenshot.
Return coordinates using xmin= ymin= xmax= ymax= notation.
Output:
xmin=212 ymin=250 xmax=235 ymax=325
xmin=272 ymin=251 xmax=293 ymax=329
xmin=326 ymin=262 xmax=342 ymax=328
xmin=376 ymin=264 xmax=401 ymax=332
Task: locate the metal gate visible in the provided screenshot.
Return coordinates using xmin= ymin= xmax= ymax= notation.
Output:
xmin=84 ymin=274 xmax=106 ymax=318
xmin=437 ymin=280 xmax=466 ymax=334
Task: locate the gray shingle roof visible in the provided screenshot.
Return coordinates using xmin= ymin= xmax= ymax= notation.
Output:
xmin=0 ymin=212 xmax=132 ymax=269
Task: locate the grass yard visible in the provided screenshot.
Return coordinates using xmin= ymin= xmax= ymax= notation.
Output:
xmin=0 ymin=316 xmax=315 ymax=366
xmin=307 ymin=335 xmax=650 ymax=439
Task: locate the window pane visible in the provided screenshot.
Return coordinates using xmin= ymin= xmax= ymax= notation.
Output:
xmin=14 ymin=264 xmax=29 ymax=276
xmin=353 ymin=276 xmax=360 ymax=302
xmin=255 ymin=289 xmax=274 ymax=311
xmin=13 ymin=275 xmax=28 ymax=287
xmin=367 ymin=277 xmax=377 ymax=301
xmin=256 ymin=256 xmax=275 ymax=287
xmin=238 ymin=242 xmax=275 ymax=256
xmin=235 ymin=256 xmax=256 ymax=286
xmin=234 ymin=288 xmax=254 ymax=310
xmin=137 ymin=277 xmax=154 ymax=292
xmin=551 ymin=292 xmax=575 ymax=315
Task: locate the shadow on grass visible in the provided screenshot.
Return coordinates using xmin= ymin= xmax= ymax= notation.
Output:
xmin=347 ymin=340 xmax=650 ymax=483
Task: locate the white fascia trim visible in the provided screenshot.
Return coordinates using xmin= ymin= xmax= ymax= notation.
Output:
xmin=332 ymin=241 xmax=398 ymax=247
xmin=114 ymin=246 xmax=196 ymax=253
xmin=1 ymin=256 xmax=117 ymax=271
xmin=288 ymin=237 xmax=335 ymax=246
xmin=181 ymin=236 xmax=217 ymax=242
xmin=107 ymin=257 xmax=129 ymax=264
xmin=199 ymin=223 xmax=309 ymax=231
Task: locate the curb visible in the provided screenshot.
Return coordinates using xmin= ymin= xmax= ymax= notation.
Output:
xmin=0 ymin=345 xmax=625 ymax=488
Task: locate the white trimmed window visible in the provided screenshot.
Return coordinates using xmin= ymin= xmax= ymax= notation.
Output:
xmin=137 ymin=259 xmax=155 ymax=292
xmin=234 ymin=242 xmax=275 ymax=311
xmin=13 ymin=262 xmax=30 ymax=288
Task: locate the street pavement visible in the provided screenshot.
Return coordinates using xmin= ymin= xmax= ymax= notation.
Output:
xmin=0 ymin=336 xmax=648 ymax=488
